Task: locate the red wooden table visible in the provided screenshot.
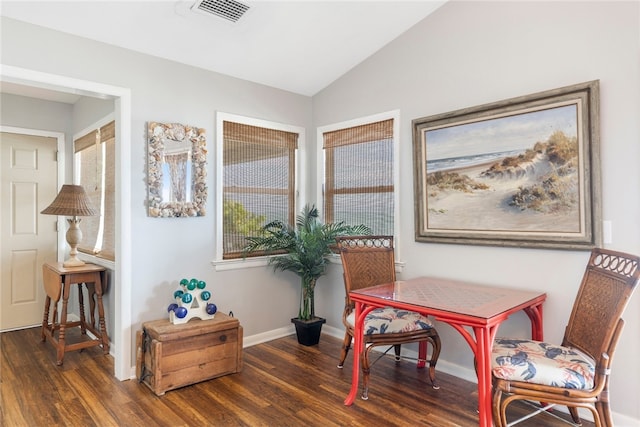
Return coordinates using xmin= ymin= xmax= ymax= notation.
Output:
xmin=344 ymin=276 xmax=546 ymax=427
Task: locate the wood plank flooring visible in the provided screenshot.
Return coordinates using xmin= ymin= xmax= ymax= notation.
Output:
xmin=1 ymin=327 xmax=592 ymax=426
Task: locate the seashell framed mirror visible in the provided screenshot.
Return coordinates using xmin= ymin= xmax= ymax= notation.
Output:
xmin=147 ymin=122 xmax=207 ymax=217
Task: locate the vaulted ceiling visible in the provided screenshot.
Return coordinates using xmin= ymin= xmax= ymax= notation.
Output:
xmin=0 ymin=1 xmax=446 ymax=98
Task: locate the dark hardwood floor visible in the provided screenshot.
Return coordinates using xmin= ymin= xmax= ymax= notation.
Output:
xmin=1 ymin=327 xmax=592 ymax=426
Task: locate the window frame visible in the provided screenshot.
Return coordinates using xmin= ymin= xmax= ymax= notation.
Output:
xmin=72 ymin=113 xmax=116 ymax=270
xmin=317 ymin=110 xmax=402 ymax=260
xmin=213 ymin=112 xmax=306 ymax=270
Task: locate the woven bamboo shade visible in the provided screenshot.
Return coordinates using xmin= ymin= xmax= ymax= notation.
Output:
xmin=222 ymin=120 xmax=298 ymax=259
xmin=322 ymin=118 xmax=394 ymax=234
xmin=223 ymin=121 xmax=298 ymax=165
xmin=322 ymin=119 xmax=393 ymax=148
xmin=41 ymin=185 xmax=97 ymax=216
xmin=74 ymin=120 xmax=116 ymax=261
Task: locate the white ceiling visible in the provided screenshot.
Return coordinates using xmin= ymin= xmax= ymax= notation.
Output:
xmin=0 ymin=0 xmax=446 ymax=99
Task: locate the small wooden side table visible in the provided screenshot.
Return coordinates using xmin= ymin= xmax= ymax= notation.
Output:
xmin=41 ymin=261 xmax=110 ymax=365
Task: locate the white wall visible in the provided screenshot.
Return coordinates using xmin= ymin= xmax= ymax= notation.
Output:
xmin=1 ymin=16 xmax=313 ymax=368
xmin=313 ymin=1 xmax=640 ymax=423
xmin=0 ymin=93 xmax=73 ymax=140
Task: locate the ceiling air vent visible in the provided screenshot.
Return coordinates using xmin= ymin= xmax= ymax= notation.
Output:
xmin=192 ymin=0 xmax=250 ymax=23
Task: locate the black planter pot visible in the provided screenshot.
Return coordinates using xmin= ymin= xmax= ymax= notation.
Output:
xmin=291 ymin=317 xmax=326 ymax=346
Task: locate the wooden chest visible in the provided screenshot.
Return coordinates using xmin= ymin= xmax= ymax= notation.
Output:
xmin=136 ymin=313 xmax=242 ymax=395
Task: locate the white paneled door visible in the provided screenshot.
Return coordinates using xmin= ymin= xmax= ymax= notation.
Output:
xmin=1 ymin=132 xmax=58 ymax=331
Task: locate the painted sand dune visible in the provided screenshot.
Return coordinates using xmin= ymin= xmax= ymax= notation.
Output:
xmin=426 ymin=132 xmax=581 ymax=233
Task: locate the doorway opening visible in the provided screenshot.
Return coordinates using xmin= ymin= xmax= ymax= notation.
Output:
xmin=0 ymin=65 xmax=132 ymax=381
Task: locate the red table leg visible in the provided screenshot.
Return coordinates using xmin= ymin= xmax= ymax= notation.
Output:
xmin=524 ymin=303 xmax=544 ymax=341
xmin=474 ymin=326 xmax=494 ymax=427
xmin=344 ymin=302 xmax=377 ymax=405
xmin=344 ymin=301 xmax=363 ymax=405
xmin=417 ymin=341 xmax=427 ymax=368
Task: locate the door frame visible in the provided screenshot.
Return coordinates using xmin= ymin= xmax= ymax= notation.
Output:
xmin=0 ymin=64 xmax=132 ymax=381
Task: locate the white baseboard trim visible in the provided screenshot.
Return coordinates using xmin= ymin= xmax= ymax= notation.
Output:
xmin=243 ymin=325 xmax=296 ymax=348
xmin=124 ymin=326 xmax=640 ymax=426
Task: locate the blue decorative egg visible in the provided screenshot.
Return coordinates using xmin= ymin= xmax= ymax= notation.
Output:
xmin=175 ymin=307 xmax=188 ymax=318
xmin=201 ymin=291 xmax=211 ymax=301
xmin=197 ymin=280 xmax=206 ymax=289
xmin=173 ymin=290 xmax=184 ymax=299
xmin=167 ymin=303 xmax=178 ymax=312
xmin=180 ymin=278 xmax=189 ymax=287
xmin=182 ymin=293 xmax=193 ymax=304
xmin=187 ymin=279 xmax=198 ymax=291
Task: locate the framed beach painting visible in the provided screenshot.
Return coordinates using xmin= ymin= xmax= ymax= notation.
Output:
xmin=412 ymin=81 xmax=601 ymax=249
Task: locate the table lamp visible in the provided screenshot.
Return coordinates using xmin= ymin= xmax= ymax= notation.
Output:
xmin=41 ymin=184 xmax=97 ymax=268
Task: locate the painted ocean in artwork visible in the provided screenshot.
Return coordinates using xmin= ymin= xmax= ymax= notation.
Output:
xmin=427 ymin=149 xmax=525 ymax=173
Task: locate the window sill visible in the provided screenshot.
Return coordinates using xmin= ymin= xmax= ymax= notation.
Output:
xmin=212 ymin=256 xmax=271 ymax=272
xmin=77 ymin=253 xmax=115 ymax=271
xmin=212 ymin=254 xmax=405 ymax=273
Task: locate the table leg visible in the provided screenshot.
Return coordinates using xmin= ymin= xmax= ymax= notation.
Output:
xmin=41 ymin=295 xmax=51 ymax=342
xmin=524 ymin=303 xmax=544 ymax=341
xmin=78 ymin=283 xmax=87 ymax=335
xmin=474 ymin=326 xmax=494 ymax=427
xmin=344 ymin=301 xmax=363 ymax=406
xmin=95 ymin=272 xmax=110 ymax=354
xmin=86 ymin=282 xmax=97 ymax=329
xmin=57 ymin=279 xmax=71 ymax=366
xmin=344 ymin=303 xmax=379 ymax=405
xmin=417 ymin=341 xmax=427 ymax=368
xmin=440 ymin=322 xmax=495 ymax=426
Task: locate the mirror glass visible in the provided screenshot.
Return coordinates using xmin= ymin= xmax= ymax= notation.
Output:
xmin=147 ymin=122 xmax=207 ymax=217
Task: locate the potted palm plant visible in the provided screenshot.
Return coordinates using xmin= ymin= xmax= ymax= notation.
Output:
xmin=243 ymin=204 xmax=370 ymax=346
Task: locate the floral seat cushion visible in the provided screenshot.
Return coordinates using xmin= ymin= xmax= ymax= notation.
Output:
xmin=346 ymin=307 xmax=435 ymax=335
xmin=492 ymin=338 xmax=596 ymax=390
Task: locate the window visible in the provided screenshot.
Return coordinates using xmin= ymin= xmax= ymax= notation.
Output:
xmin=216 ymin=113 xmax=303 ymax=260
xmin=319 ymin=111 xmax=399 ymax=237
xmin=74 ymin=119 xmax=115 ymax=261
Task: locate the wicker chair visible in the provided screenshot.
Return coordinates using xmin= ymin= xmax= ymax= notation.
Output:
xmin=492 ymin=248 xmax=640 ymax=427
xmin=335 ymin=235 xmax=441 ymax=400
